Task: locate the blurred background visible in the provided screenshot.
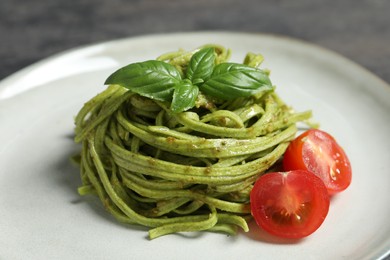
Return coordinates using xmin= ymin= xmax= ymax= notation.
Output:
xmin=0 ymin=0 xmax=389 ymax=83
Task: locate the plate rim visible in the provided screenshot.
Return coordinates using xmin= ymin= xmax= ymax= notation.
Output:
xmin=0 ymin=31 xmax=389 ymax=96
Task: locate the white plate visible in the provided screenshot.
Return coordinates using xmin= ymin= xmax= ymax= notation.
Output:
xmin=1 ymin=32 xmax=389 ymax=260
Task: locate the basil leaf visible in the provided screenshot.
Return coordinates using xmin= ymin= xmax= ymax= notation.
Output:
xmin=105 ymin=60 xmax=181 ymax=101
xmin=186 ymin=47 xmax=216 ymax=84
xmin=171 ymin=80 xmax=199 ymax=113
xmin=200 ymin=63 xmax=272 ymax=100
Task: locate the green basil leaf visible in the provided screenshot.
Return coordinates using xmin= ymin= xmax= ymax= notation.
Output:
xmin=171 ymin=80 xmax=199 ymax=113
xmin=200 ymin=63 xmax=272 ymax=100
xmin=104 ymin=60 xmax=181 ymax=101
xmin=186 ymin=47 xmax=216 ymax=84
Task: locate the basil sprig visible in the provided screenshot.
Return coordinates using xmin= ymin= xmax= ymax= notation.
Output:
xmin=105 ymin=47 xmax=272 ymax=113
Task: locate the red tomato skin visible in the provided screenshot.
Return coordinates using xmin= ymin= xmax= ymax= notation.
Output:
xmin=250 ymin=170 xmax=330 ymax=239
xmin=283 ymin=129 xmax=352 ymax=195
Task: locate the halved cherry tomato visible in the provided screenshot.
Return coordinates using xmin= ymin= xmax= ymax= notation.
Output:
xmin=283 ymin=129 xmax=352 ymax=195
xmin=250 ymin=170 xmax=329 ymax=239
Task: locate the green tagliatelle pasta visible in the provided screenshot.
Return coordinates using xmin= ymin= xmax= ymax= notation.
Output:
xmin=73 ymin=44 xmax=313 ymax=239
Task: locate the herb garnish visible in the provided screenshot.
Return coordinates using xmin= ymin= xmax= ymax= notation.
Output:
xmin=105 ymin=47 xmax=272 ymax=112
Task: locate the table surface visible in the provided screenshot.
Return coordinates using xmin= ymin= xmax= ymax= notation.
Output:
xmin=0 ymin=1 xmax=389 ymax=259
xmin=0 ymin=0 xmax=389 ymax=84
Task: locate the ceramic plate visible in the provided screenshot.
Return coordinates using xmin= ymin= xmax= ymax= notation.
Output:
xmin=1 ymin=32 xmax=389 ymax=260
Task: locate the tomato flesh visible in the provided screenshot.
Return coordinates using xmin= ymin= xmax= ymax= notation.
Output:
xmin=283 ymin=129 xmax=352 ymax=195
xmin=250 ymin=170 xmax=330 ymax=239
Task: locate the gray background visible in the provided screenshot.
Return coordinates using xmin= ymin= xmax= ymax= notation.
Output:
xmin=0 ymin=0 xmax=389 ymax=84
